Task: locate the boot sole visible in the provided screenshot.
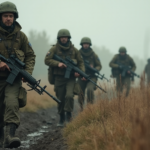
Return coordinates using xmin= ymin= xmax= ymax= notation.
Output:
xmin=5 ymin=140 xmax=21 ymax=149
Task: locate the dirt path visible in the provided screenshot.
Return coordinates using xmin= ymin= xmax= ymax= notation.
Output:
xmin=0 ymin=107 xmax=65 ymax=150
xmin=0 ymin=101 xmax=80 ymax=150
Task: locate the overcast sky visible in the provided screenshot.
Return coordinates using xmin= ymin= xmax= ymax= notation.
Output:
xmin=3 ymin=0 xmax=150 ymax=59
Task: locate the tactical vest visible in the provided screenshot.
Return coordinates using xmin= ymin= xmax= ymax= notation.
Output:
xmin=48 ymin=44 xmax=77 ymax=84
xmin=0 ymin=31 xmax=25 ymax=77
xmin=111 ymin=54 xmax=132 ymax=77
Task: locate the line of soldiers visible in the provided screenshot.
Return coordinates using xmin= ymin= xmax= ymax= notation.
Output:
xmin=44 ymin=28 xmax=139 ymax=127
xmin=0 ymin=1 xmax=149 ymax=149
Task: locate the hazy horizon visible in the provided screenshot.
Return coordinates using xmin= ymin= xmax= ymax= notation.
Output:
xmin=1 ymin=0 xmax=150 ymax=60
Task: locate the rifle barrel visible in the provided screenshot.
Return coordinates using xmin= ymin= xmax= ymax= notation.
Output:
xmin=88 ymin=78 xmax=106 ymax=93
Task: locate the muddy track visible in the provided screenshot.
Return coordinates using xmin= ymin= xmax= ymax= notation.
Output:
xmin=0 ymin=101 xmax=80 ymax=150
xmin=0 ymin=107 xmax=67 ymax=150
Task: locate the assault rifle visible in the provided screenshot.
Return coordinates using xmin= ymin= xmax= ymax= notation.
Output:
xmin=53 ymin=55 xmax=106 ymax=93
xmin=0 ymin=54 xmax=61 ymax=104
xmin=117 ymin=63 xmax=140 ymax=78
xmin=84 ymin=60 xmax=109 ymax=82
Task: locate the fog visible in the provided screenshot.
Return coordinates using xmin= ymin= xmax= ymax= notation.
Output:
xmin=2 ymin=0 xmax=150 ymax=80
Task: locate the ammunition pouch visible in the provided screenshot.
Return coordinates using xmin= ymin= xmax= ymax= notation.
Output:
xmin=15 ymin=50 xmax=25 ymax=62
xmin=18 ymin=87 xmax=27 ymax=108
xmin=111 ymin=68 xmax=120 ymax=78
xmin=48 ymin=66 xmax=55 ymax=85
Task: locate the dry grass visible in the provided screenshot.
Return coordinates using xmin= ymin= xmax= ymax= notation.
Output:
xmin=20 ymin=84 xmax=57 ymax=112
xmin=63 ymin=80 xmax=150 ymax=150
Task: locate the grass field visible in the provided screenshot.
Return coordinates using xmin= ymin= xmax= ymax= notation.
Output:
xmin=63 ymin=81 xmax=150 ymax=150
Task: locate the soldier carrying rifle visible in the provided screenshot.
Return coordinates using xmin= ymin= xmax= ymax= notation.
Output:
xmin=109 ymin=47 xmax=138 ymax=97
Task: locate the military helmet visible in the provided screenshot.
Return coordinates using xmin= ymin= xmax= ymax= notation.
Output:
xmin=80 ymin=37 xmax=92 ymax=46
xmin=0 ymin=1 xmax=18 ymax=18
xmin=119 ymin=47 xmax=127 ymax=53
xmin=57 ymin=29 xmax=71 ymax=39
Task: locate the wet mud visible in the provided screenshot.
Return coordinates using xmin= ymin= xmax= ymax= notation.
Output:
xmin=0 ymin=107 xmax=68 ymax=150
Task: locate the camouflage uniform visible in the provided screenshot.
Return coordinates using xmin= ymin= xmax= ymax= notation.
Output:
xmin=78 ymin=37 xmax=102 ymax=109
xmin=109 ymin=47 xmax=136 ymax=96
xmin=145 ymin=59 xmax=150 ymax=85
xmin=45 ymin=29 xmax=84 ymax=126
xmin=0 ymin=1 xmax=35 ymax=148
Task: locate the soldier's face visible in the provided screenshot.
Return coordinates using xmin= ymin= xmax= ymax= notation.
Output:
xmin=120 ymin=52 xmax=125 ymax=56
xmin=82 ymin=44 xmax=90 ymax=49
xmin=2 ymin=13 xmax=14 ymax=26
xmin=60 ymin=37 xmax=68 ymax=44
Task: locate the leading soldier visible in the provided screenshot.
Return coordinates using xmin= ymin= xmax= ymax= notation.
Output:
xmin=78 ymin=37 xmax=102 ymax=110
xmin=0 ymin=1 xmax=35 ymax=148
xmin=109 ymin=47 xmax=136 ymax=97
xmin=45 ymin=29 xmax=85 ymax=127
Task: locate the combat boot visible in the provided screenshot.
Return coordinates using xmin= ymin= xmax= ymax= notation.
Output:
xmin=0 ymin=127 xmax=4 ymax=148
xmin=66 ymin=112 xmax=72 ymax=123
xmin=57 ymin=113 xmax=65 ymax=127
xmin=4 ymin=123 xmax=21 ymax=148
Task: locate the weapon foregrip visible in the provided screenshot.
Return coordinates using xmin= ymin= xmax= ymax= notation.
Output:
xmin=20 ymin=70 xmax=37 ymax=85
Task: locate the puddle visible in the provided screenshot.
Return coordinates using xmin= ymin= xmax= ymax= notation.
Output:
xmin=20 ymin=125 xmax=50 ymax=149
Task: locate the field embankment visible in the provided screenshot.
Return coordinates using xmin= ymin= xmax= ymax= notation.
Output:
xmin=63 ymin=85 xmax=150 ymax=150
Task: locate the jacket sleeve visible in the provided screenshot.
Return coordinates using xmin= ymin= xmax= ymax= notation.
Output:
xmin=109 ymin=55 xmax=119 ymax=68
xmin=75 ymin=49 xmax=85 ymax=72
xmin=44 ymin=46 xmax=60 ymax=67
xmin=94 ymin=54 xmax=102 ymax=71
xmin=20 ymin=32 xmax=36 ymax=75
xmin=130 ymin=57 xmax=136 ymax=72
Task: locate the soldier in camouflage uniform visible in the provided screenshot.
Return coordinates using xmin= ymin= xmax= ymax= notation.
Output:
xmin=78 ymin=37 xmax=102 ymax=110
xmin=109 ymin=47 xmax=136 ymax=97
xmin=45 ymin=29 xmax=85 ymax=127
xmin=0 ymin=1 xmax=35 ymax=148
xmin=145 ymin=58 xmax=150 ymax=85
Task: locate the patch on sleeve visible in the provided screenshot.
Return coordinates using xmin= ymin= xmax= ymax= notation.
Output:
xmin=28 ymin=42 xmax=32 ymax=48
xmin=46 ymin=52 xmax=51 ymax=56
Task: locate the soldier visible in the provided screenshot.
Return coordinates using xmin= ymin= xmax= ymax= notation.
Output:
xmin=144 ymin=58 xmax=150 ymax=85
xmin=78 ymin=37 xmax=102 ymax=110
xmin=45 ymin=29 xmax=85 ymax=127
xmin=0 ymin=1 xmax=35 ymax=148
xmin=109 ymin=47 xmax=136 ymax=97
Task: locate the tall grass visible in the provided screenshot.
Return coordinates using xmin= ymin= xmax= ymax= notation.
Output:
xmin=63 ymin=81 xmax=150 ymax=150
xmin=20 ymin=84 xmax=57 ymax=112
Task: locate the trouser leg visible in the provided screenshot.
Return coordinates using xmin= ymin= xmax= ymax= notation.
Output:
xmin=116 ymin=75 xmax=123 ymax=95
xmin=4 ymin=79 xmax=21 ymax=126
xmin=78 ymin=78 xmax=86 ymax=110
xmin=86 ymin=81 xmax=96 ymax=104
xmin=123 ymin=77 xmax=131 ymax=97
xmin=54 ymin=81 xmax=66 ymax=114
xmin=64 ymin=78 xmax=75 ymax=113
